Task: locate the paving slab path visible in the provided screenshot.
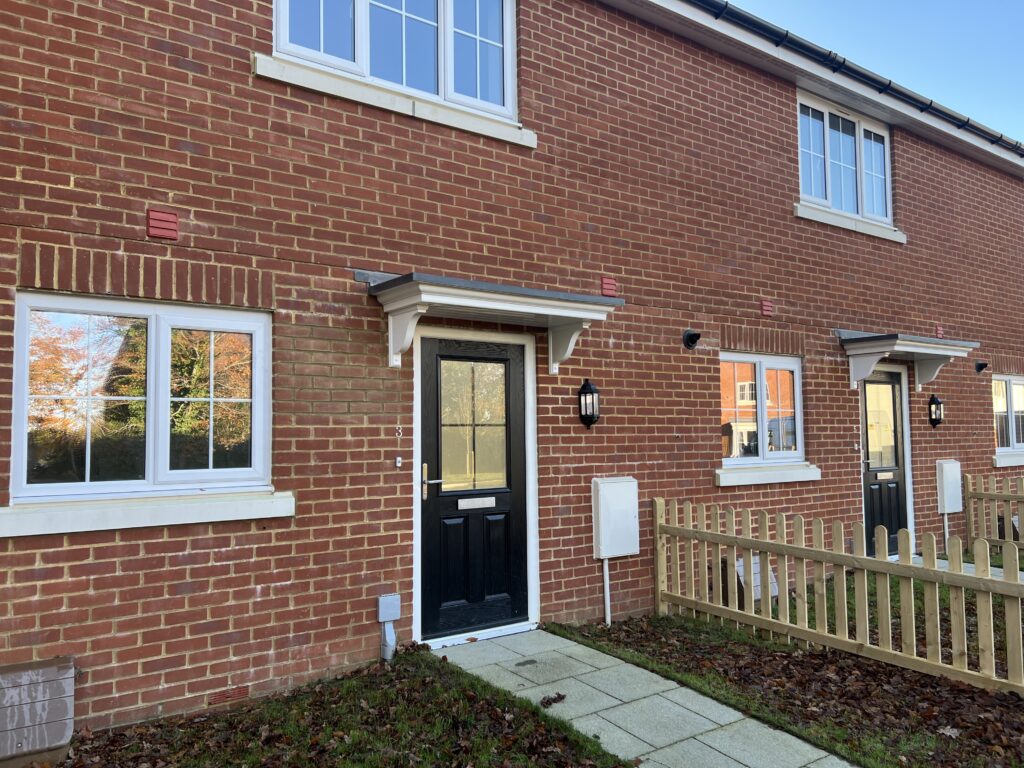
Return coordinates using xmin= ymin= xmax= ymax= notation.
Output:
xmin=435 ymin=629 xmax=854 ymax=768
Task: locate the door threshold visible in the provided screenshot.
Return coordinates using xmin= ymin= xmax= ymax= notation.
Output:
xmin=425 ymin=621 xmax=538 ymax=650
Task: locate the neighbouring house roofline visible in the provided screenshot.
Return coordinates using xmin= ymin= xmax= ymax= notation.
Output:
xmin=599 ymin=0 xmax=1024 ymax=179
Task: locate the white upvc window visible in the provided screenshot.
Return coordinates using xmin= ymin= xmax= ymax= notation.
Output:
xmin=12 ymin=293 xmax=272 ymax=503
xmin=798 ymin=93 xmax=893 ymax=224
xmin=720 ymin=352 xmax=804 ymax=466
xmin=275 ymin=0 xmax=516 ymax=119
xmin=992 ymin=376 xmax=1024 ymax=450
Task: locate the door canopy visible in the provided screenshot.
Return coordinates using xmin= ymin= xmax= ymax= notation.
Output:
xmin=837 ymin=329 xmax=979 ymax=391
xmin=365 ymin=271 xmax=624 ymax=375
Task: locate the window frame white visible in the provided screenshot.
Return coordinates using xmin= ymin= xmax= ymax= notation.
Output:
xmin=274 ymin=0 xmax=518 ymax=121
xmin=992 ymin=375 xmax=1024 ymax=450
xmin=11 ymin=292 xmax=272 ymax=504
xmin=797 ymin=92 xmax=893 ymax=226
xmin=720 ymin=351 xmax=805 ymax=468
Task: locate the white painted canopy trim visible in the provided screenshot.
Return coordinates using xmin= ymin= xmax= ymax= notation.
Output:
xmin=368 ymin=272 xmax=624 ymax=375
xmin=837 ymin=330 xmax=979 ymax=391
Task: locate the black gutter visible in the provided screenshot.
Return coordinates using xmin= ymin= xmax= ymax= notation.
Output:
xmin=683 ymin=0 xmax=1024 ymax=158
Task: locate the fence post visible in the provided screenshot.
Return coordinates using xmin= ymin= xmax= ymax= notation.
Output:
xmin=812 ymin=519 xmax=827 ymax=636
xmin=668 ymin=499 xmax=680 ymax=616
xmin=833 ymin=520 xmax=848 ymax=641
xmin=897 ymin=529 xmax=916 ymax=657
xmin=654 ymin=498 xmax=667 ymax=617
xmin=964 ymin=473 xmax=974 ymax=547
xmin=1004 ymin=542 xmax=1024 ymax=685
xmin=776 ymin=513 xmax=791 ymax=641
xmin=921 ymin=533 xmax=941 ymax=663
xmin=874 ymin=526 xmax=892 ymax=652
xmin=947 ymin=537 xmax=968 ymax=671
xmin=853 ymin=522 xmax=868 ymax=645
xmin=974 ymin=538 xmax=995 ymax=677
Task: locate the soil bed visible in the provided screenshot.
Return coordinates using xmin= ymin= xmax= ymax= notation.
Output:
xmin=50 ymin=646 xmax=626 ymax=768
xmin=550 ymin=616 xmax=1024 ymax=768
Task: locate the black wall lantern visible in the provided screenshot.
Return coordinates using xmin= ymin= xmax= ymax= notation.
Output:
xmin=578 ymin=379 xmax=600 ymax=429
xmin=928 ymin=394 xmax=944 ymax=428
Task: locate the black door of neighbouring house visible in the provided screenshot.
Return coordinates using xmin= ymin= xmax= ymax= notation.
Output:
xmin=420 ymin=338 xmax=527 ymax=639
xmin=861 ymin=370 xmax=908 ymax=556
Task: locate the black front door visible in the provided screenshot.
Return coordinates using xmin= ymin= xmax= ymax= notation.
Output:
xmin=862 ymin=370 xmax=908 ymax=556
xmin=421 ymin=338 xmax=527 ymax=639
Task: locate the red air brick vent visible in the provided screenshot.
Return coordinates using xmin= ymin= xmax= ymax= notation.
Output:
xmin=760 ymin=298 xmax=775 ymax=317
xmin=147 ymin=209 xmax=179 ymax=240
xmin=601 ymin=276 xmax=618 ymax=297
xmin=208 ymin=685 xmax=250 ymax=707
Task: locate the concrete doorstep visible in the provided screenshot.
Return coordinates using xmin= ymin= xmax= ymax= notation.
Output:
xmin=435 ymin=630 xmax=853 ymax=768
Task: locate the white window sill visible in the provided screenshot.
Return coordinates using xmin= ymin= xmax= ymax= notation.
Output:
xmin=993 ymin=451 xmax=1024 ymax=468
xmin=794 ymin=202 xmax=907 ymax=244
xmin=253 ymin=52 xmax=538 ymax=149
xmin=715 ymin=462 xmax=822 ymax=487
xmin=0 ymin=489 xmax=296 ymax=538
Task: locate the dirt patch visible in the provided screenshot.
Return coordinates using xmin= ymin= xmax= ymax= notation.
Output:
xmin=555 ymin=616 xmax=1024 ymax=768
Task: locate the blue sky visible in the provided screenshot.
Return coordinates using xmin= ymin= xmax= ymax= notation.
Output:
xmin=733 ymin=0 xmax=1024 ymax=140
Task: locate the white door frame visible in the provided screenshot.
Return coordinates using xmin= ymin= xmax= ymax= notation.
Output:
xmin=859 ymin=362 xmax=915 ymax=550
xmin=411 ymin=327 xmax=540 ymax=646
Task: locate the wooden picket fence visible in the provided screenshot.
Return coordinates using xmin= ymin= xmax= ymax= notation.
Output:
xmin=654 ymin=498 xmax=1024 ymax=696
xmin=964 ymin=474 xmax=1023 ymax=546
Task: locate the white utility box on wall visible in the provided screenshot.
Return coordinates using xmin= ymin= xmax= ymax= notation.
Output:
xmin=592 ymin=476 xmax=640 ymax=559
xmin=936 ymin=459 xmax=963 ymax=515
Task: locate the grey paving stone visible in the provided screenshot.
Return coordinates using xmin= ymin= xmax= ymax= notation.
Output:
xmin=697 ymin=719 xmax=827 ymax=768
xmin=516 ymin=677 xmax=620 ymax=719
xmin=470 ymin=663 xmax=534 ymax=692
xmin=433 ymin=640 xmax=521 ymax=670
xmin=660 ymin=687 xmax=744 ymax=725
xmin=645 ymin=738 xmax=745 ymax=768
xmin=577 ymin=663 xmax=677 ymax=701
xmin=571 ymin=713 xmax=653 ymax=759
xmin=600 ymin=695 xmax=717 ymax=748
xmin=489 ymin=629 xmax=575 ymax=655
xmin=498 ymin=650 xmax=597 ymax=684
xmin=558 ymin=643 xmax=625 ymax=669
xmin=806 ymin=756 xmax=856 ymax=768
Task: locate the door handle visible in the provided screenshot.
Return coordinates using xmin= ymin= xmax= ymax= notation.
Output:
xmin=422 ymin=464 xmax=444 ymax=500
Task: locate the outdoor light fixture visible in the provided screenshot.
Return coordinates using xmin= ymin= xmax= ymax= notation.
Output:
xmin=578 ymin=379 xmax=600 ymax=429
xmin=928 ymin=394 xmax=944 ymax=428
xmin=682 ymin=329 xmax=701 ymax=350
xmin=975 ymin=361 xmax=990 ymax=374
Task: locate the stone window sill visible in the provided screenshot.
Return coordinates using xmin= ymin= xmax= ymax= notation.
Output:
xmin=253 ymin=53 xmax=538 ymax=149
xmin=993 ymin=451 xmax=1024 ymax=468
xmin=1 ymin=489 xmax=295 ymax=538
xmin=715 ymin=462 xmax=822 ymax=487
xmin=794 ymin=202 xmax=907 ymax=244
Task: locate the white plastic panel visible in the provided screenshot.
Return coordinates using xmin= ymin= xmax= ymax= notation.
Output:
xmin=378 ymin=593 xmax=401 ymax=622
xmin=592 ymin=476 xmax=640 ymax=559
xmin=936 ymin=459 xmax=962 ymax=515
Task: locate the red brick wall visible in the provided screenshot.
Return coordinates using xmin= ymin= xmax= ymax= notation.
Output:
xmin=2 ymin=0 xmax=1023 ymax=727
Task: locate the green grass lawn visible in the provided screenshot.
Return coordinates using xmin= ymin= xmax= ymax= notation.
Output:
xmin=64 ymin=648 xmax=627 ymax=768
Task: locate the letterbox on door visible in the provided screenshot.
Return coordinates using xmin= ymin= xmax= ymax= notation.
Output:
xmin=592 ymin=476 xmax=640 ymax=559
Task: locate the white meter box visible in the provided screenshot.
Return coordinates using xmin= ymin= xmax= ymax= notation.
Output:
xmin=592 ymin=476 xmax=640 ymax=559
